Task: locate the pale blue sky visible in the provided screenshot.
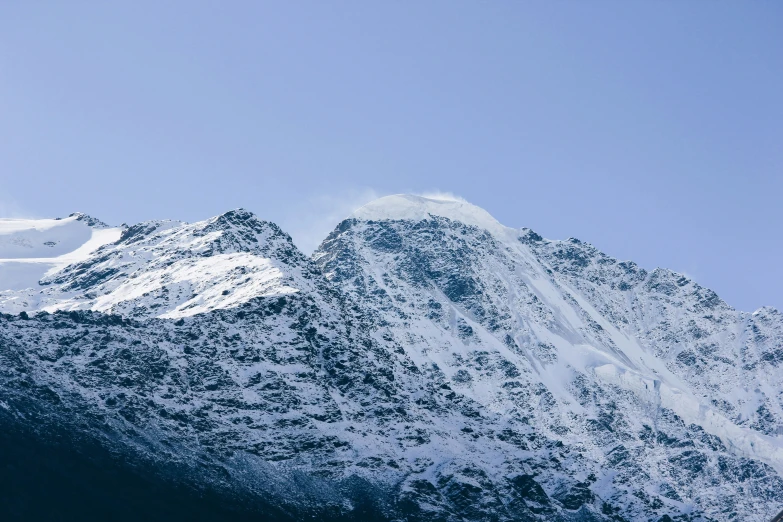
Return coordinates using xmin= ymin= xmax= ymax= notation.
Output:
xmin=1 ymin=2 xmax=781 ymax=311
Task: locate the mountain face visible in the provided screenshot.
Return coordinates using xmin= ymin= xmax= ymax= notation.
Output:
xmin=1 ymin=196 xmax=781 ymax=521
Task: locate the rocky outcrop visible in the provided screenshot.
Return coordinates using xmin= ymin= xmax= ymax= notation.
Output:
xmin=1 ymin=197 xmax=781 ymax=521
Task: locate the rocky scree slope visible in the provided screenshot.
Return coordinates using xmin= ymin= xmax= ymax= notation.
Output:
xmin=1 ymin=198 xmax=782 ymax=521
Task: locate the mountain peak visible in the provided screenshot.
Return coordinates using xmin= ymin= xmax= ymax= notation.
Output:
xmin=210 ymin=208 xmax=258 ymax=225
xmin=351 ymin=194 xmax=510 ymax=237
xmin=67 ymin=212 xmax=110 ymax=229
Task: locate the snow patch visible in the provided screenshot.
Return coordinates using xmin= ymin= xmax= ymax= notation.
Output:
xmin=79 ymin=253 xmax=299 ymax=319
xmin=0 ymin=216 xmax=121 ymax=291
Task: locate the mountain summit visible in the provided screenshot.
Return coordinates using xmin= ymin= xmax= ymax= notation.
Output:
xmin=352 ymin=194 xmax=510 ymax=237
xmin=1 ymin=196 xmax=781 ymax=521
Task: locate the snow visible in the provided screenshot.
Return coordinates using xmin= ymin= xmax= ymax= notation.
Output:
xmin=0 ymin=210 xmax=311 ymax=319
xmin=0 ymin=216 xmax=122 ymax=291
xmin=352 ymin=194 xmax=512 ymax=237
xmin=2 ymin=200 xmax=783 ymax=519
xmin=594 ymin=362 xmax=783 ymax=474
xmin=318 ymin=194 xmax=783 ymax=518
xmin=54 ymin=252 xmax=299 ymax=319
xmin=0 ymin=215 xmax=93 ymax=259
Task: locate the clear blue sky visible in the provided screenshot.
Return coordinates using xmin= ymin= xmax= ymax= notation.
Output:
xmin=1 ymin=2 xmax=781 ymax=312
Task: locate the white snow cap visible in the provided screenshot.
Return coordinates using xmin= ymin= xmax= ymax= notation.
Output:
xmin=352 ymin=194 xmax=510 ymax=237
xmin=0 ymin=215 xmax=122 ymax=291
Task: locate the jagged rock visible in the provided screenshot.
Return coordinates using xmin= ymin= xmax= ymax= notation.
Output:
xmin=1 ymin=195 xmax=781 ymax=521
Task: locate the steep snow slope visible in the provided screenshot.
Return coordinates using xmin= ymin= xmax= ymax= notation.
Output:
xmin=314 ymin=194 xmax=783 ymax=520
xmin=341 ymin=195 xmax=783 ymax=451
xmin=526 ymin=235 xmax=783 ymax=443
xmin=0 ymin=213 xmax=121 ymax=291
xmin=0 ymin=210 xmax=308 ymax=318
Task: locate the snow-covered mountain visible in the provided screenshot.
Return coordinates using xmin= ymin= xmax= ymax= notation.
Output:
xmin=1 ymin=196 xmax=781 ymax=521
xmin=0 ymin=210 xmax=310 ymax=318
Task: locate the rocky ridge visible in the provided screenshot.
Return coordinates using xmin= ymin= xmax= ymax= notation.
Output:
xmin=0 ymin=196 xmax=781 ymax=521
